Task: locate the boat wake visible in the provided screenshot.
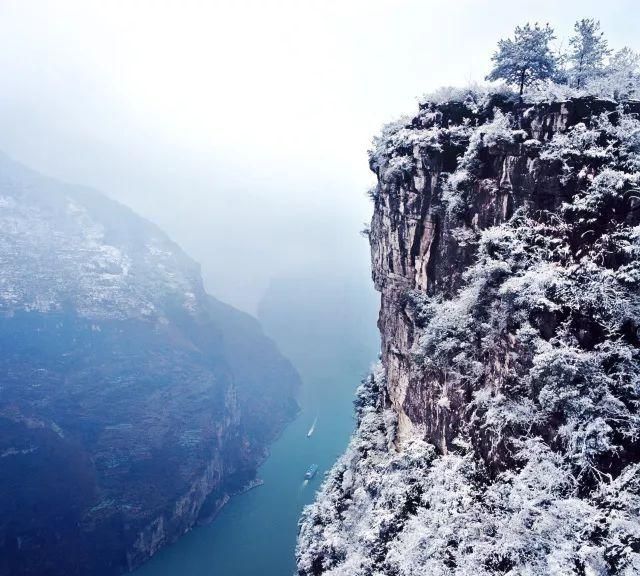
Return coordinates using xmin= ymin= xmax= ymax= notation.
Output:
xmin=307 ymin=416 xmax=318 ymax=438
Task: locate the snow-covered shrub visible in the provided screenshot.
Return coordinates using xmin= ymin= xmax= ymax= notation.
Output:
xmin=586 ymin=48 xmax=640 ymax=100
xmin=420 ymin=83 xmax=515 ymax=110
xmin=369 ymin=118 xmax=414 ymax=175
xmin=540 ymin=122 xmax=610 ymax=183
xmin=522 ymin=79 xmax=584 ymax=103
xmin=595 ymin=110 xmax=640 ymax=172
xmin=297 ymin=367 xmax=436 ymax=576
xmin=442 ymin=109 xmax=524 ymax=218
xmin=382 ymin=155 xmax=415 ymax=184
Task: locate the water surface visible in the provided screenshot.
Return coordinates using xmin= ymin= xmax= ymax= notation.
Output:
xmin=134 ymin=277 xmax=379 ymax=576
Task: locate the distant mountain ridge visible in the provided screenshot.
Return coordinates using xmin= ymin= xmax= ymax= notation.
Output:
xmin=0 ymin=153 xmax=300 ymax=576
xmin=0 ymin=152 xmax=205 ymax=320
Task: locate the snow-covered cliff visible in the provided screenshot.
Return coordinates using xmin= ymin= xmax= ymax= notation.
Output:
xmin=0 ymin=154 xmax=300 ymax=576
xmin=297 ymin=94 xmax=640 ymax=575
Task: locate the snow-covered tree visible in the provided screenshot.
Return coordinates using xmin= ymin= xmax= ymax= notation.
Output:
xmin=486 ymin=23 xmax=557 ymax=96
xmin=568 ymin=19 xmax=611 ymax=88
xmin=587 ymin=47 xmax=640 ymax=99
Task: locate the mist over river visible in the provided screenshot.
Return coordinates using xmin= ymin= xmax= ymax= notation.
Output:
xmin=133 ymin=276 xmax=379 ymax=576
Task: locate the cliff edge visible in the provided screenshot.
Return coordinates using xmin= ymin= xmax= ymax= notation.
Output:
xmin=297 ymin=94 xmax=640 ymax=575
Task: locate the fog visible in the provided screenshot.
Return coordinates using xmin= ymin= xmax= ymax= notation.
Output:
xmin=1 ymin=0 xmax=638 ymax=312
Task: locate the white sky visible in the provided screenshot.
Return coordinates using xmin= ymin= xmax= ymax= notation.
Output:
xmin=1 ymin=0 xmax=639 ymax=312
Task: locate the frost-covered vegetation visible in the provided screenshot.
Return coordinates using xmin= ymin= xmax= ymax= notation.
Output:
xmin=485 ymin=19 xmax=640 ymax=100
xmin=486 ymin=23 xmax=557 ymax=95
xmin=299 ymin=86 xmax=640 ymax=575
xmin=423 ymin=19 xmax=640 ymax=106
xmin=298 ymin=367 xmax=438 ymax=576
xmin=300 ymin=363 xmax=640 ymax=575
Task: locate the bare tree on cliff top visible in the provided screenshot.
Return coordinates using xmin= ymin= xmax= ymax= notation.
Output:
xmin=486 ymin=23 xmax=557 ymax=96
xmin=568 ymin=19 xmax=611 ymax=89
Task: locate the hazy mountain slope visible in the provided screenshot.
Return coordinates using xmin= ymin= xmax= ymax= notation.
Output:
xmin=0 ymin=153 xmax=299 ymax=576
xmin=297 ymin=95 xmax=640 ymax=575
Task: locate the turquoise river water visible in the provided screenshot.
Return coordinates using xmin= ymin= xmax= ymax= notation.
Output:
xmin=133 ymin=277 xmax=379 ymax=576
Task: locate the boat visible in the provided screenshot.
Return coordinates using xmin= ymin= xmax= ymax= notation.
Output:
xmin=307 ymin=416 xmax=318 ymax=438
xmin=304 ymin=464 xmax=318 ymax=480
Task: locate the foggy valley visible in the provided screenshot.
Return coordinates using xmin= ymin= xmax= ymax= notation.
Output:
xmin=1 ymin=2 xmax=640 ymax=575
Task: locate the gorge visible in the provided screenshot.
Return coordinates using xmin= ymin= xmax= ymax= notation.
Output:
xmin=131 ymin=277 xmax=379 ymax=576
xmin=3 ymin=6 xmax=640 ymax=576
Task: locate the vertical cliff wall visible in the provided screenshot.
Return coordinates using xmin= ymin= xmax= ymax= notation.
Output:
xmin=297 ymin=94 xmax=640 ymax=575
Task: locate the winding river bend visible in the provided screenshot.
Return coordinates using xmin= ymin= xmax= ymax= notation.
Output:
xmin=133 ymin=277 xmax=379 ymax=576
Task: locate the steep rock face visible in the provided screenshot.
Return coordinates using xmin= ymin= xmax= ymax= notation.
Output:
xmin=0 ymin=154 xmax=299 ymax=576
xmin=297 ymin=95 xmax=640 ymax=574
xmin=371 ymin=96 xmax=640 ymax=450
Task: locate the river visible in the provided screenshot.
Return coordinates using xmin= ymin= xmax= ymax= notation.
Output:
xmin=133 ymin=276 xmax=379 ymax=576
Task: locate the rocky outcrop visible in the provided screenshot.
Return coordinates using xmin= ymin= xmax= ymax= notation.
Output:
xmin=370 ymin=96 xmax=640 ymax=450
xmin=0 ymin=154 xmax=300 ymax=576
xmin=297 ymin=94 xmax=640 ymax=574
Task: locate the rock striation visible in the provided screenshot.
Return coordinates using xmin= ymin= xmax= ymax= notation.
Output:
xmin=0 ymin=153 xmax=299 ymax=576
xmin=297 ymin=94 xmax=640 ymax=574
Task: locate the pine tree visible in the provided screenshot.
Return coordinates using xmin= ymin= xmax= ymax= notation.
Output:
xmin=568 ymin=19 xmax=611 ymax=89
xmin=486 ymin=23 xmax=557 ymax=96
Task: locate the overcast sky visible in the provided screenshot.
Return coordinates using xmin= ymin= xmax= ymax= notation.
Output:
xmin=1 ymin=0 xmax=639 ymax=312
